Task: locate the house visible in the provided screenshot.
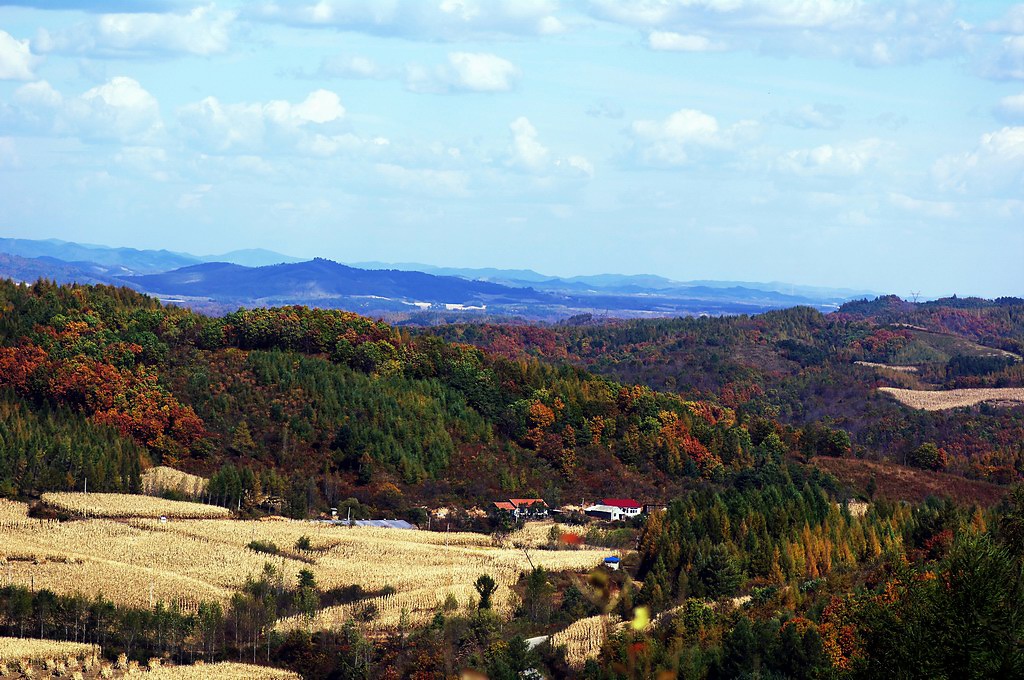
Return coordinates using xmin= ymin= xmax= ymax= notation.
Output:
xmin=603 ymin=556 xmax=621 ymax=571
xmin=492 ymin=498 xmax=549 ymax=520
xmin=601 ymin=498 xmax=643 ymax=517
xmin=585 ymin=504 xmax=627 ymax=521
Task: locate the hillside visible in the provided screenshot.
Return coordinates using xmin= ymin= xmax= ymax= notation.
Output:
xmin=0 ymin=280 xmax=1021 ymax=679
xmin=0 ymin=279 xmax=773 ymax=514
xmin=425 ymin=298 xmax=1024 ymax=485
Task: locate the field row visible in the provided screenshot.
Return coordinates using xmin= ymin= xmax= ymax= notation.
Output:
xmin=0 ymin=502 xmax=615 ymax=630
xmin=879 ymin=386 xmax=1024 ymax=411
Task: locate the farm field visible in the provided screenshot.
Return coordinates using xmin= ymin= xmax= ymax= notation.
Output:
xmin=0 ymin=501 xmax=616 ymax=629
xmin=0 ymin=636 xmax=97 ymax=663
xmin=148 ymin=662 xmax=300 ymax=679
xmin=854 ymin=360 xmax=918 ymax=372
xmin=40 ymin=493 xmax=231 ymax=519
xmin=0 ymin=647 xmax=298 ymax=680
xmin=140 ymin=466 xmax=208 ymax=498
xmin=548 ymin=614 xmax=624 ymax=669
xmin=811 ymin=457 xmax=1009 ymax=505
xmin=878 ymin=386 xmax=1024 ymax=410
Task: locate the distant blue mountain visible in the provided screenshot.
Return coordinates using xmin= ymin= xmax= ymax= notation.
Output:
xmin=0 ymin=237 xmax=302 ymax=274
xmin=0 ymin=237 xmax=872 ymax=318
xmin=126 ymin=258 xmax=549 ymax=305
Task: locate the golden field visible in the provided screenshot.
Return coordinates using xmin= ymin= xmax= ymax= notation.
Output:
xmin=140 ymin=467 xmax=208 ymax=498
xmin=0 ymin=636 xmax=97 ymax=663
xmin=147 ymin=661 xmax=300 ymax=678
xmin=549 ymin=614 xmax=624 ymax=668
xmin=40 ymin=493 xmax=231 ymax=519
xmin=0 ymin=502 xmax=616 ymax=630
xmin=879 ymin=386 xmax=1024 ymax=411
xmin=854 ymin=361 xmax=918 ymax=373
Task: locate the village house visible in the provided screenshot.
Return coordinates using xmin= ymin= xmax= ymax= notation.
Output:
xmin=492 ymin=498 xmax=549 ymax=520
xmin=601 ymin=498 xmax=643 ymax=517
xmin=584 ymin=497 xmax=644 ymax=522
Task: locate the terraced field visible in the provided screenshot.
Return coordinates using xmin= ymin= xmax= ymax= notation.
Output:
xmin=0 ymin=502 xmax=614 ymax=630
xmin=879 ymin=386 xmax=1024 ymax=410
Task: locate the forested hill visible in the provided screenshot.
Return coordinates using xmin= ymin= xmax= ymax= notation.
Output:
xmin=0 ymin=280 xmax=1018 ymax=520
xmin=425 ymin=298 xmax=1024 ymax=488
xmin=0 ymin=278 xmax=842 ymax=518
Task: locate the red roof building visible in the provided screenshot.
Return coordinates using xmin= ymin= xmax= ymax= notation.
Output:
xmin=509 ymin=498 xmax=548 ymax=508
xmin=492 ymin=498 xmax=549 ymax=519
xmin=602 ymin=498 xmax=642 ymax=509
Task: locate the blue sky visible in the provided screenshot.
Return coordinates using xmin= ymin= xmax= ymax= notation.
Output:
xmin=0 ymin=1 xmax=1022 ymax=297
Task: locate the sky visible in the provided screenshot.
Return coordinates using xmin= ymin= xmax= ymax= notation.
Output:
xmin=0 ymin=1 xmax=1022 ymax=298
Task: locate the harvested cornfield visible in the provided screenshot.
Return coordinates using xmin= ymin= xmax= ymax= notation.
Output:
xmin=0 ymin=500 xmax=28 ymax=522
xmin=855 ymin=361 xmax=918 ymax=372
xmin=147 ymin=661 xmax=300 ymax=678
xmin=0 ymin=501 xmax=614 ymax=623
xmin=141 ymin=467 xmax=208 ymax=498
xmin=878 ymin=386 xmax=1024 ymax=411
xmin=0 ymin=636 xmax=98 ymax=662
xmin=549 ymin=615 xmax=623 ymax=668
xmin=40 ymin=493 xmax=230 ymax=519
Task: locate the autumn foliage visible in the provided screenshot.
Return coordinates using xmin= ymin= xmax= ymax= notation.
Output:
xmin=0 ymin=312 xmax=206 ymax=461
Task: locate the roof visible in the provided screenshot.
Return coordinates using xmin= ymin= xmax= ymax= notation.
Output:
xmin=602 ymin=498 xmax=642 ymax=509
xmin=604 ymin=556 xmax=621 ymax=563
xmin=509 ymin=498 xmax=548 ymax=507
xmin=585 ymin=504 xmax=623 ymax=514
xmin=493 ymin=501 xmax=516 ymax=511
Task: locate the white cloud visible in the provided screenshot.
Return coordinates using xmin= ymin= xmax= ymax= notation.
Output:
xmin=648 ymin=30 xmax=724 ymax=52
xmin=447 ymin=52 xmax=519 ymax=91
xmin=69 ymin=76 xmax=164 ymax=142
xmin=777 ymin=139 xmax=886 ymax=177
xmin=933 ymin=126 xmax=1024 ymax=194
xmin=178 ymin=184 xmax=213 ymax=210
xmin=994 ymin=92 xmax=1024 ymax=123
xmin=503 ymin=116 xmax=593 ymax=178
xmin=509 ymin=116 xmax=549 ymax=170
xmin=247 ymin=0 xmax=564 ymax=40
xmin=375 ymin=163 xmax=470 ymax=196
xmin=319 ymin=54 xmax=387 ymax=79
xmin=888 ymin=192 xmax=957 ymax=219
xmin=984 ymin=5 xmax=1024 ymax=34
xmin=6 ymin=77 xmax=163 ymax=142
xmin=0 ymin=138 xmax=19 ymax=168
xmin=985 ymin=35 xmax=1024 ymax=80
xmin=115 ymin=145 xmax=170 ymax=181
xmin=629 ymin=108 xmax=756 ymax=166
xmin=773 ymin=103 xmax=844 ymax=130
xmin=34 ymin=5 xmax=235 ymax=57
xmin=592 ymin=0 xmax=942 ymax=31
xmin=14 ymin=80 xmax=63 ymax=109
xmin=0 ymin=30 xmax=39 ymax=80
xmin=406 ymin=52 xmax=520 ymax=93
xmin=300 ymin=132 xmax=390 ymax=158
xmin=563 ymin=155 xmax=595 ymax=177
xmin=266 ymin=89 xmax=345 ymax=125
xmin=590 ymin=0 xmax=966 ymax=66
xmin=178 ymin=90 xmax=346 ymax=154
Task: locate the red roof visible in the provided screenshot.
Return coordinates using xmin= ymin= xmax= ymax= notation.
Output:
xmin=493 ymin=502 xmax=515 ymax=511
xmin=602 ymin=498 xmax=642 ymax=509
xmin=509 ymin=498 xmax=547 ymax=507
